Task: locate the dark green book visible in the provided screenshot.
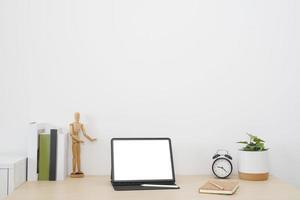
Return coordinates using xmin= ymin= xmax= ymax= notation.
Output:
xmin=49 ymin=129 xmax=58 ymax=181
xmin=38 ymin=134 xmax=50 ymax=180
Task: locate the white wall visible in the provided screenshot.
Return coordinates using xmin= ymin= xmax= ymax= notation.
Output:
xmin=0 ymin=0 xmax=30 ymax=154
xmin=1 ymin=0 xmax=300 ymax=187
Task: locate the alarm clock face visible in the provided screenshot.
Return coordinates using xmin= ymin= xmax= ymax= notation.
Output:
xmin=212 ymin=158 xmax=232 ymax=178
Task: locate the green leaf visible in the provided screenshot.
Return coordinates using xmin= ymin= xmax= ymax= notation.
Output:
xmin=253 ymin=137 xmax=265 ymax=143
xmin=238 ymin=133 xmax=267 ymax=151
xmin=247 ymin=133 xmax=255 ymax=139
xmin=237 ymin=141 xmax=248 ymax=144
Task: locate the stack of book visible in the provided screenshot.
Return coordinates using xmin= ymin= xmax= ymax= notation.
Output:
xmin=27 ymin=123 xmax=69 ymax=181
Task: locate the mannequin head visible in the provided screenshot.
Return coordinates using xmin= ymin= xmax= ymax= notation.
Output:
xmin=74 ymin=112 xmax=80 ymax=122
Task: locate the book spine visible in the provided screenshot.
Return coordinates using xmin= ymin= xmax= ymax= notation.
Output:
xmin=49 ymin=129 xmax=58 ymax=181
xmin=56 ymin=129 xmax=68 ymax=181
xmin=27 ymin=122 xmax=38 ymax=181
xmin=38 ymin=134 xmax=50 ymax=181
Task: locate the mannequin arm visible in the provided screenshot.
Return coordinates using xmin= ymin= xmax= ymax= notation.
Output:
xmin=69 ymin=124 xmax=84 ymax=143
xmin=81 ymin=124 xmax=96 ymax=142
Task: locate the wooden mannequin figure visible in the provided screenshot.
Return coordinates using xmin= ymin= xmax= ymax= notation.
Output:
xmin=69 ymin=112 xmax=96 ymax=178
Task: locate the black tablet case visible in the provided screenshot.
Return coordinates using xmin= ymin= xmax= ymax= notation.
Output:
xmin=110 ymin=138 xmax=179 ymax=191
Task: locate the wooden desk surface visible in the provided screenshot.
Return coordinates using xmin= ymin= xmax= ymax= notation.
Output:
xmin=6 ymin=175 xmax=300 ymax=200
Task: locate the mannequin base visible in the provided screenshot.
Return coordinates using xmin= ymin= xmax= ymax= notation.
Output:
xmin=70 ymin=172 xmax=85 ymax=178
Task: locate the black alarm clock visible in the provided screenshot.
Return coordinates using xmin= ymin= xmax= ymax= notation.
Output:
xmin=212 ymin=149 xmax=233 ymax=179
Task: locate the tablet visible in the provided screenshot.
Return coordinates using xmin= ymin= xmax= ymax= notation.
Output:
xmin=111 ymin=138 xmax=178 ymax=190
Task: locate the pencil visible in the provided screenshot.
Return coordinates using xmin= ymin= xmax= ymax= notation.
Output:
xmin=208 ymin=181 xmax=224 ymax=190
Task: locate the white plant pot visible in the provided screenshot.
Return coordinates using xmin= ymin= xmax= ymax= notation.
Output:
xmin=238 ymin=150 xmax=269 ymax=181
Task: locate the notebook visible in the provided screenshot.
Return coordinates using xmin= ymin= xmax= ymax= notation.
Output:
xmin=199 ymin=180 xmax=239 ymax=195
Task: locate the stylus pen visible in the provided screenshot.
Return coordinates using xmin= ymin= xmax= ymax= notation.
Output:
xmin=141 ymin=184 xmax=180 ymax=189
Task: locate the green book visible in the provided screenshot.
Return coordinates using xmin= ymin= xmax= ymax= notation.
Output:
xmin=38 ymin=134 xmax=50 ymax=180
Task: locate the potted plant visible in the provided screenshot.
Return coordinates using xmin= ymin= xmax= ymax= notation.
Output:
xmin=237 ymin=134 xmax=269 ymax=181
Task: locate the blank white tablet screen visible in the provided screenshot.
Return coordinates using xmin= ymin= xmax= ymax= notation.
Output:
xmin=113 ymin=139 xmax=173 ymax=181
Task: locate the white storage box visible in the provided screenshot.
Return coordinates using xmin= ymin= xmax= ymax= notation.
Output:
xmin=0 ymin=156 xmax=27 ymax=199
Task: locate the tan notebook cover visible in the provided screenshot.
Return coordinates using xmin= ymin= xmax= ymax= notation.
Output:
xmin=199 ymin=180 xmax=239 ymax=195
